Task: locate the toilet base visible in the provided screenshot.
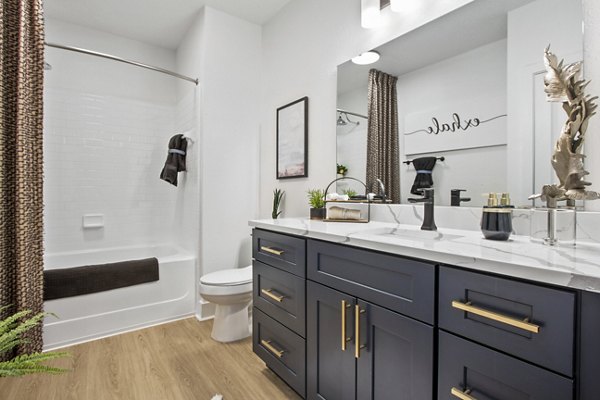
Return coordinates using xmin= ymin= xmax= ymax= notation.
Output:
xmin=211 ymin=301 xmax=251 ymax=342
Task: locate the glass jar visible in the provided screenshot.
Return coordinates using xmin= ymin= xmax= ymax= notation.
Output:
xmin=530 ymin=207 xmax=576 ymax=246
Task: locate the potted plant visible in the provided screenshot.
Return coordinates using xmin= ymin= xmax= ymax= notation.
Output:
xmin=307 ymin=189 xmax=326 ymax=220
xmin=0 ymin=307 xmax=69 ymax=377
xmin=272 ymin=189 xmax=284 ymax=219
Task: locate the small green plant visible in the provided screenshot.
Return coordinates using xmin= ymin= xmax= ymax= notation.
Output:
xmin=272 ymin=188 xmax=285 ymax=219
xmin=336 ymin=163 xmax=348 ymax=176
xmin=307 ymin=189 xmax=325 ymax=209
xmin=343 ymin=189 xmax=357 ymax=198
xmin=0 ymin=307 xmax=69 ymax=378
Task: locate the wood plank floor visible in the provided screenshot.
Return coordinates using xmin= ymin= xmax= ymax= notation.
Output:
xmin=0 ymin=318 xmax=301 ymax=400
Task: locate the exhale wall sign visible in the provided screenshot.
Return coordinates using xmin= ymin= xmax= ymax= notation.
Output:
xmin=403 ymin=95 xmax=507 ymax=155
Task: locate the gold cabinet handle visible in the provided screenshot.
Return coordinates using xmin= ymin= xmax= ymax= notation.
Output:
xmin=451 ymin=387 xmax=477 ymax=400
xmin=341 ymin=300 xmax=351 ymax=351
xmin=260 ymin=246 xmax=284 ymax=256
xmin=261 ymin=288 xmax=285 ymax=303
xmin=260 ymin=339 xmax=284 ymax=358
xmin=452 ymin=300 xmax=540 ymax=334
xmin=354 ymin=304 xmax=366 ymax=358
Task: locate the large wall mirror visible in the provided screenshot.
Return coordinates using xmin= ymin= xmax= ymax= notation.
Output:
xmin=336 ymin=0 xmax=583 ymax=207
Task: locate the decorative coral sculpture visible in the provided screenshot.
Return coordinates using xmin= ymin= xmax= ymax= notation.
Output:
xmin=530 ymin=46 xmax=599 ymax=207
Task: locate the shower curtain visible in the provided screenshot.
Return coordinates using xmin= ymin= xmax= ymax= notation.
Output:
xmin=0 ymin=0 xmax=46 ymax=354
xmin=366 ymin=69 xmax=400 ymax=203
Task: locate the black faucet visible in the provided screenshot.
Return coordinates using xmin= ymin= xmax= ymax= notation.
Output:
xmin=450 ymin=189 xmax=471 ymax=207
xmin=408 ymin=188 xmax=437 ymax=231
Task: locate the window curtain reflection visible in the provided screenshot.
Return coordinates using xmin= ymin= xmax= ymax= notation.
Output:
xmin=366 ymin=69 xmax=400 ymax=203
xmin=0 ymin=0 xmax=45 ymax=355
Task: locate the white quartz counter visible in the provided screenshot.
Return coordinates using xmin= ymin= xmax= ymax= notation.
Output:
xmin=249 ymin=218 xmax=600 ymax=293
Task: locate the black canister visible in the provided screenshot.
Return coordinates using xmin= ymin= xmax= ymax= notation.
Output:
xmin=481 ymin=193 xmax=513 ymax=241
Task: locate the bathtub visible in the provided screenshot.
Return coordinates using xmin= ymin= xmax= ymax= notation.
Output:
xmin=43 ymin=244 xmax=196 ymax=350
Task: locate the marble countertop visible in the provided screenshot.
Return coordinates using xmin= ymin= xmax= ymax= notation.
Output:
xmin=249 ymin=218 xmax=600 ymax=293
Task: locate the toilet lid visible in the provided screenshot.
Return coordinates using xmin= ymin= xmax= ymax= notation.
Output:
xmin=200 ymin=266 xmax=252 ymax=286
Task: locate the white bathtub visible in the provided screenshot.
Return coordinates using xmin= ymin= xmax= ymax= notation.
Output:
xmin=43 ymin=244 xmax=196 ymax=350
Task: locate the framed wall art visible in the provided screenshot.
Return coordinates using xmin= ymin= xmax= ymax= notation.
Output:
xmin=277 ymin=97 xmax=308 ymax=179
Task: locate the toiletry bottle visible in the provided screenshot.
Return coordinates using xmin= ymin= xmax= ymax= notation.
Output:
xmin=481 ymin=193 xmax=513 ymax=241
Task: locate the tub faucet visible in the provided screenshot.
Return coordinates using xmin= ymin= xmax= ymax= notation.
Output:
xmin=376 ymin=178 xmax=387 ymax=203
xmin=450 ymin=189 xmax=471 ymax=207
xmin=408 ymin=188 xmax=437 ymax=231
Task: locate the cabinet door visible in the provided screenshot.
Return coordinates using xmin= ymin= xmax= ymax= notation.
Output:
xmin=356 ymin=300 xmax=434 ymax=400
xmin=307 ymin=281 xmax=356 ymax=400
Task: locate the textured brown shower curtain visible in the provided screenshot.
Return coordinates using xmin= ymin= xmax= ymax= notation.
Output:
xmin=366 ymin=69 xmax=400 ymax=203
xmin=0 ymin=0 xmax=45 ymax=354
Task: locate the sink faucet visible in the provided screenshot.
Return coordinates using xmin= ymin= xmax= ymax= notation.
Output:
xmin=450 ymin=189 xmax=471 ymax=207
xmin=408 ymin=188 xmax=437 ymax=231
xmin=376 ymin=178 xmax=387 ymax=203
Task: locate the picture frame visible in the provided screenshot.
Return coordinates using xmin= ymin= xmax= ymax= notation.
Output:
xmin=277 ymin=97 xmax=308 ymax=179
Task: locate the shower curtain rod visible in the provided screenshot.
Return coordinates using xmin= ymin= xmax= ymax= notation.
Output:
xmin=45 ymin=42 xmax=199 ymax=85
xmin=337 ymin=108 xmax=368 ymax=119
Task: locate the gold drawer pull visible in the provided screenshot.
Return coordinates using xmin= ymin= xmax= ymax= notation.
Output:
xmin=260 ymin=339 xmax=284 ymax=358
xmin=452 ymin=300 xmax=540 ymax=334
xmin=261 ymin=288 xmax=285 ymax=303
xmin=451 ymin=387 xmax=478 ymax=400
xmin=260 ymin=246 xmax=284 ymax=256
xmin=341 ymin=300 xmax=351 ymax=351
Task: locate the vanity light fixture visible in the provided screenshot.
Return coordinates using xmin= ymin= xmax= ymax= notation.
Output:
xmin=352 ymin=51 xmax=380 ymax=65
xmin=361 ymin=0 xmax=382 ymax=29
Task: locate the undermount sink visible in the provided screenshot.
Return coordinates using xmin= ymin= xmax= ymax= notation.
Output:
xmin=360 ymin=227 xmax=464 ymax=241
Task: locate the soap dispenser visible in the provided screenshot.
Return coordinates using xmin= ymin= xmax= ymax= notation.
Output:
xmin=481 ymin=193 xmax=513 ymax=241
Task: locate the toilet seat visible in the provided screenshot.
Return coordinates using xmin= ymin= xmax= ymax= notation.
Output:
xmin=200 ymin=265 xmax=252 ymax=286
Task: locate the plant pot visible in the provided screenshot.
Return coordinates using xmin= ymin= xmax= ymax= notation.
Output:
xmin=310 ymin=207 xmax=326 ymax=220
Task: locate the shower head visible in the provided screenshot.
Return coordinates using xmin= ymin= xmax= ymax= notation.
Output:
xmin=44 ymin=62 xmax=52 ymax=71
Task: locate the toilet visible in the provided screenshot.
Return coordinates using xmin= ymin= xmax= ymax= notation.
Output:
xmin=199 ymin=265 xmax=253 ymax=342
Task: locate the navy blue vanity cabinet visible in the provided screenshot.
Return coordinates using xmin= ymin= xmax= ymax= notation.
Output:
xmin=252 ymin=229 xmax=307 ymax=398
xmin=253 ymin=228 xmax=306 ymax=277
xmin=307 ymin=240 xmax=435 ymax=400
xmin=306 ymin=281 xmax=356 ymax=400
xmin=307 ymin=239 xmax=435 ymax=324
xmin=438 ymin=331 xmax=573 ymax=400
xmin=439 ymin=266 xmax=575 ymax=377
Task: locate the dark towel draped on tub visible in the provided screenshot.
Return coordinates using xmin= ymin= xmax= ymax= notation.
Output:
xmin=410 ymin=157 xmax=437 ymax=195
xmin=160 ymin=134 xmax=187 ymax=186
xmin=43 ymin=258 xmax=159 ymax=301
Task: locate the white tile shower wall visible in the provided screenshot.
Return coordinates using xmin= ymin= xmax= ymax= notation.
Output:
xmin=173 ymin=89 xmax=201 ymax=254
xmin=43 ymin=87 xmax=178 ymax=253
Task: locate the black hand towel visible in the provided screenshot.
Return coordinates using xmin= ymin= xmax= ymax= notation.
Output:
xmin=410 ymin=157 xmax=437 ymax=195
xmin=160 ymin=134 xmax=187 ymax=186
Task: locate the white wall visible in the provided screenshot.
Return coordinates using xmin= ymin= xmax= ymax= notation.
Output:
xmin=44 ymin=19 xmax=197 ymax=253
xmin=175 ymin=7 xmax=261 ymax=319
xmin=583 ymin=0 xmax=600 ymax=211
xmin=260 ymin=0 xmax=475 ymax=218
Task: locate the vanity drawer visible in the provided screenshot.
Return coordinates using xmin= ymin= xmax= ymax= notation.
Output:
xmin=439 ymin=266 xmax=575 ymax=376
xmin=438 ymin=331 xmax=573 ymax=400
xmin=253 ymin=308 xmax=306 ymax=398
xmin=307 ymin=239 xmax=435 ymax=324
xmin=254 ymin=260 xmax=306 ymax=337
xmin=253 ymin=229 xmax=306 ymax=277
